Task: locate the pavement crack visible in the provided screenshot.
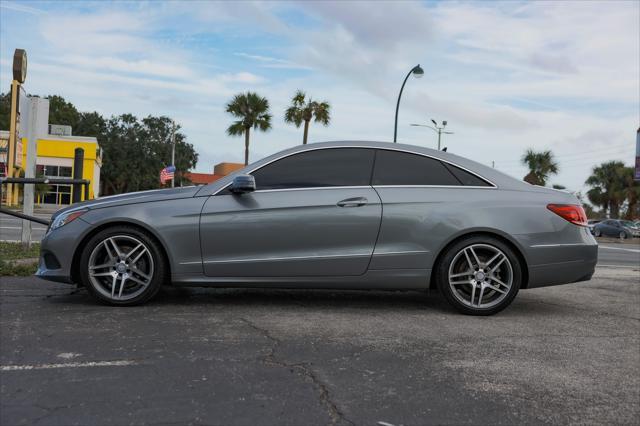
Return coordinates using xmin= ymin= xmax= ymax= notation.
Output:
xmin=240 ymin=317 xmax=354 ymax=426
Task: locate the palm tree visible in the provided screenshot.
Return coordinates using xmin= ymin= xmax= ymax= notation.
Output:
xmin=585 ymin=161 xmax=626 ymax=218
xmin=226 ymin=92 xmax=272 ymax=165
xmin=284 ymin=90 xmax=330 ymax=145
xmin=620 ymin=166 xmax=640 ymax=219
xmin=521 ymin=149 xmax=559 ymax=186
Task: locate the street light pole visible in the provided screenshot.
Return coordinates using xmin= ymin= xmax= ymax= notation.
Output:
xmin=393 ymin=64 xmax=424 ymax=143
xmin=410 ymin=119 xmax=454 ymax=150
xmin=170 ymin=120 xmax=176 ymax=188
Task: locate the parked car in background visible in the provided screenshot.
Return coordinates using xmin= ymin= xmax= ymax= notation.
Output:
xmin=592 ymin=219 xmax=640 ymax=239
xmin=37 ymin=141 xmax=598 ymax=315
xmin=587 ymin=219 xmax=602 ymax=234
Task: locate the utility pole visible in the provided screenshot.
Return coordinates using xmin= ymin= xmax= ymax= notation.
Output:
xmin=410 ymin=119 xmax=454 ymax=150
xmin=170 ymin=120 xmax=176 ymax=188
xmin=492 ymin=161 xmax=495 ymax=168
xmin=21 ymin=96 xmax=49 ymax=247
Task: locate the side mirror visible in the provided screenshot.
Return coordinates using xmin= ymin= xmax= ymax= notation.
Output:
xmin=230 ymin=174 xmax=256 ymax=194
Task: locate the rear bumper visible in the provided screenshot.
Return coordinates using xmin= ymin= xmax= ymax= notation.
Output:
xmin=524 ymin=230 xmax=598 ymax=288
xmin=526 ymin=256 xmax=597 ymax=288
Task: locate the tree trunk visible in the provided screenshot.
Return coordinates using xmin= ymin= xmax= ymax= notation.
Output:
xmin=302 ymin=120 xmax=310 ymax=145
xmin=244 ymin=127 xmax=250 ymax=166
xmin=610 ymin=200 xmax=620 ymax=218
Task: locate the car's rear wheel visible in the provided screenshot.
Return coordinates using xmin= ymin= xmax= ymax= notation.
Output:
xmin=594 ymin=228 xmax=601 ymax=237
xmin=79 ymin=226 xmax=166 ymax=306
xmin=436 ymin=236 xmax=522 ymax=315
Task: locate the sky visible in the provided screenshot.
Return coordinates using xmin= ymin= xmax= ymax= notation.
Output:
xmin=0 ymin=0 xmax=638 ymax=194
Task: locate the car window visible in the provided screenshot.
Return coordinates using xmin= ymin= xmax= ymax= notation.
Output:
xmin=251 ymin=148 xmax=375 ymax=190
xmin=442 ymin=163 xmax=492 ymax=187
xmin=372 ymin=150 xmax=462 ymax=186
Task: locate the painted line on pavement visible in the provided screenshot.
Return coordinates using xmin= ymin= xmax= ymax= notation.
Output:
xmin=0 ymin=360 xmax=138 ymax=371
xmin=599 ymin=245 xmax=640 ymax=253
xmin=597 ymin=264 xmax=640 ymax=269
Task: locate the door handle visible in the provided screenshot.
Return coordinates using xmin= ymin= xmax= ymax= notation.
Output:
xmin=337 ymin=197 xmax=368 ymax=208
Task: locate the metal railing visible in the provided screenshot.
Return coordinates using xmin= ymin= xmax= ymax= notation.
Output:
xmin=0 ymin=177 xmax=91 ymax=225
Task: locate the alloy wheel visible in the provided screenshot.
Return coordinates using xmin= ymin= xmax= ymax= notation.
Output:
xmin=88 ymin=235 xmax=155 ymax=301
xmin=448 ymin=243 xmax=514 ymax=309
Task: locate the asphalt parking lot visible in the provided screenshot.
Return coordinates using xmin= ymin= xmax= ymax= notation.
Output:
xmin=1 ymin=265 xmax=638 ymax=426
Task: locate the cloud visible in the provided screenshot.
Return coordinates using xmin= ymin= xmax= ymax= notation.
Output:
xmin=0 ymin=1 xmax=46 ymax=15
xmin=234 ymin=52 xmax=311 ymax=70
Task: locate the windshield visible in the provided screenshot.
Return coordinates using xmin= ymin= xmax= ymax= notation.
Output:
xmin=620 ymin=220 xmax=638 ymax=228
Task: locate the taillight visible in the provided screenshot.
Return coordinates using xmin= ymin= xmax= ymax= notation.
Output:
xmin=546 ymin=204 xmax=588 ymax=227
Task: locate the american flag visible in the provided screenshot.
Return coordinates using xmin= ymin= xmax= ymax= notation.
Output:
xmin=160 ymin=165 xmax=176 ymax=185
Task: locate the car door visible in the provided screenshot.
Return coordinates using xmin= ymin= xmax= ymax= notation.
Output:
xmin=368 ymin=149 xmax=494 ymax=270
xmin=199 ymin=147 xmax=382 ymax=277
xmin=603 ymin=220 xmax=617 ymax=236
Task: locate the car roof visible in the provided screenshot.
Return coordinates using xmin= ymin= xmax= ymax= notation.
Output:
xmin=196 ymin=140 xmax=568 ymax=197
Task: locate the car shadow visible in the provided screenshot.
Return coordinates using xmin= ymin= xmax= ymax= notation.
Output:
xmin=44 ymin=285 xmax=573 ymax=316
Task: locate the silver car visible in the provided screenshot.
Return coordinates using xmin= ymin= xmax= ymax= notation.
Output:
xmin=37 ymin=141 xmax=597 ymax=315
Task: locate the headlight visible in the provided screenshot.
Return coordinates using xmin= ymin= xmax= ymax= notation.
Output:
xmin=48 ymin=209 xmax=88 ymax=232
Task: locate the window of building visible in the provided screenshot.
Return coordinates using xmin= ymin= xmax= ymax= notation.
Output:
xmin=36 ymin=164 xmax=73 ymax=204
xmin=372 ymin=150 xmax=461 ymax=186
xmin=251 ymin=148 xmax=375 ymax=190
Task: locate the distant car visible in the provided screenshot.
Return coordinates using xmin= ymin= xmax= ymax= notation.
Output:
xmin=587 ymin=219 xmax=602 ymax=234
xmin=592 ymin=219 xmax=640 ymax=239
xmin=37 ymin=141 xmax=598 ymax=315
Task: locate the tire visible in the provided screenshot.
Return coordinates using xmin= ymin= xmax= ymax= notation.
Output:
xmin=594 ymin=229 xmax=601 ymax=237
xmin=619 ymin=231 xmax=627 ymax=240
xmin=435 ymin=236 xmax=522 ymax=316
xmin=79 ymin=226 xmax=166 ymax=306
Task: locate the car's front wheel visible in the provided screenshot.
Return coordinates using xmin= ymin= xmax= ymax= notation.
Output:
xmin=436 ymin=236 xmax=522 ymax=315
xmin=79 ymin=226 xmax=166 ymax=306
xmin=619 ymin=231 xmax=628 ymax=240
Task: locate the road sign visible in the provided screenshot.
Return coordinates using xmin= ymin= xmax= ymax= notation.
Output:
xmin=14 ymin=137 xmax=22 ymax=168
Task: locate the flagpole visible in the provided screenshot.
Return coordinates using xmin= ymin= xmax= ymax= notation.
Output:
xmin=170 ymin=120 xmax=176 ymax=188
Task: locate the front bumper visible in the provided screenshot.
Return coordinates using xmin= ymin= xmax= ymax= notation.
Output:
xmin=36 ymin=217 xmax=92 ymax=285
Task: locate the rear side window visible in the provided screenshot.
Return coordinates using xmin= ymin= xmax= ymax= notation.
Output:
xmin=372 ymin=150 xmax=461 ymax=186
xmin=443 ymin=163 xmax=492 ymax=187
xmin=252 ymin=148 xmax=375 ymax=190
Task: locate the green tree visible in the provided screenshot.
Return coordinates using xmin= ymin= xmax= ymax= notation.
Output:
xmin=99 ymin=114 xmax=198 ymax=194
xmin=75 ymin=111 xmax=107 ymax=138
xmin=0 ymin=92 xmax=10 ymax=130
xmin=585 ymin=161 xmax=626 ymax=218
xmin=284 ymin=90 xmax=330 ymax=145
xmin=620 ymin=166 xmax=640 ymax=219
xmin=46 ymin=95 xmax=82 ymax=128
xmin=521 ymin=149 xmax=559 ymax=186
xmin=226 ymin=92 xmax=272 ymax=165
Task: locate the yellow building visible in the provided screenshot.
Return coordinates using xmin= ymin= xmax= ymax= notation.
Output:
xmin=0 ymin=130 xmax=101 ymax=205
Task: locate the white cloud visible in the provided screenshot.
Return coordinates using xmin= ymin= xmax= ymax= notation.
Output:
xmin=0 ymin=1 xmax=46 ymax=15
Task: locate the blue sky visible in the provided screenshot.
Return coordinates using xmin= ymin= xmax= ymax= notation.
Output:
xmin=1 ymin=0 xmax=638 ymax=193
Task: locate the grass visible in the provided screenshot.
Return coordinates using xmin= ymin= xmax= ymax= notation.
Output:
xmin=0 ymin=241 xmax=40 ymax=276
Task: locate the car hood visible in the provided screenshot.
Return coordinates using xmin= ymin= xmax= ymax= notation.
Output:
xmin=52 ymin=186 xmax=200 ymax=219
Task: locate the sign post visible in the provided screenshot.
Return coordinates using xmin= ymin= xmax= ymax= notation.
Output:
xmin=5 ymin=49 xmax=27 ymax=207
xmin=635 ymin=127 xmax=640 ymax=182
